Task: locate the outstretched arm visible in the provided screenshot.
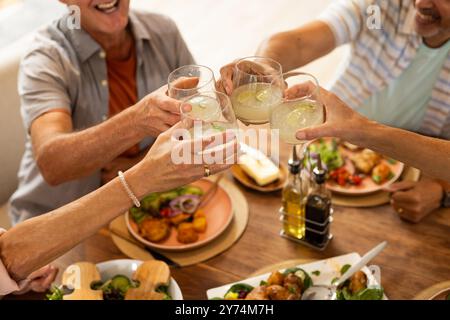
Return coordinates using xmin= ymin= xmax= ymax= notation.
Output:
xmin=256 ymin=21 xmax=336 ymax=72
xmin=0 ymin=124 xmax=238 ymax=281
xmin=32 ymin=85 xmax=182 ymax=186
xmin=295 ymin=86 xmax=450 ymax=181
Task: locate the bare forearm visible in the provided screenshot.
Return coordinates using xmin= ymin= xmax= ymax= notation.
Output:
xmin=256 ymin=21 xmax=336 ymax=71
xmin=350 ymin=122 xmax=450 ymax=181
xmin=101 ymin=148 xmax=150 ymax=184
xmin=37 ymin=106 xmax=144 ymax=185
xmin=0 ymin=162 xmax=152 ymax=280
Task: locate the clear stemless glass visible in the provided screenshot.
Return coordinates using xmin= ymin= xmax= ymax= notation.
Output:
xmin=269 ymin=72 xmax=324 ymax=159
xmin=230 ymin=56 xmax=284 ymax=125
xmin=180 ymin=91 xmax=239 ymax=141
xmin=168 ymin=65 xmax=216 ymax=100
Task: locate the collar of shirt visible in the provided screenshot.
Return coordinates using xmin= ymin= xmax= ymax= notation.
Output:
xmin=58 ymin=11 xmax=152 ymax=64
xmin=398 ymin=2 xmax=419 ymax=36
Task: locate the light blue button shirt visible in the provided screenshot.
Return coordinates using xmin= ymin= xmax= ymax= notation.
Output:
xmin=358 ymin=40 xmax=450 ymax=132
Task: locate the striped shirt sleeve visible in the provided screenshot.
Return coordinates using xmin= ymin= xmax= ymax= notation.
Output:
xmin=317 ymin=0 xmax=372 ymax=46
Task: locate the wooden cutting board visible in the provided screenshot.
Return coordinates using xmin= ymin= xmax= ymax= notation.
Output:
xmin=62 ymin=262 xmax=103 ymax=300
xmin=125 ymin=261 xmax=170 ymax=300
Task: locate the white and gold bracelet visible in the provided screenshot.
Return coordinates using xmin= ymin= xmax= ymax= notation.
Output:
xmin=118 ymin=171 xmax=141 ymax=208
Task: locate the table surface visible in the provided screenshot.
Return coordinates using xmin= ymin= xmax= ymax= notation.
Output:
xmin=6 ymin=144 xmax=450 ymax=300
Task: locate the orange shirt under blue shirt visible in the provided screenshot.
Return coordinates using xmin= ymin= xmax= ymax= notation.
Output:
xmin=106 ymin=39 xmax=140 ymax=157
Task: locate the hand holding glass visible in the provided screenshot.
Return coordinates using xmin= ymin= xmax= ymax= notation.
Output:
xmin=230 ymin=56 xmax=284 ymax=125
xmin=270 ymin=72 xmax=324 ymax=161
xmin=180 ymin=91 xmax=239 ymax=139
xmin=168 ymin=65 xmax=216 ymax=100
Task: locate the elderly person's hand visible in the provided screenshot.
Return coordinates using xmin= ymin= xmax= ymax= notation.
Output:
xmin=133 ymin=78 xmax=200 ymax=138
xmin=130 ymin=120 xmax=240 ymax=196
xmin=218 ymin=59 xmax=283 ymax=96
xmin=293 ymin=83 xmax=369 ymax=143
xmin=14 ymin=265 xmax=58 ymax=295
xmin=217 ymin=60 xmax=239 ymax=95
xmin=0 ymin=121 xmax=239 ymax=286
xmin=384 ymin=178 xmax=444 ymax=223
xmin=292 ymin=84 xmax=446 ymax=224
xmin=0 ymin=228 xmax=57 ymax=295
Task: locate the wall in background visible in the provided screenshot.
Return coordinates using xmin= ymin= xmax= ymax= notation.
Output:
xmin=0 ymin=0 xmax=345 ymax=84
xmin=0 ymin=0 xmax=65 ymax=48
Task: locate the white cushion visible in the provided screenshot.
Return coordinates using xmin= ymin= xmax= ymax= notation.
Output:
xmin=0 ymin=37 xmax=30 ymax=203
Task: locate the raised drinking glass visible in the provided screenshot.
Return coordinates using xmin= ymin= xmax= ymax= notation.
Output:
xmin=180 ymin=91 xmax=239 ymax=140
xmin=168 ymin=65 xmax=216 ymax=100
xmin=230 ymin=56 xmax=284 ymax=125
xmin=270 ymin=72 xmax=324 ymax=158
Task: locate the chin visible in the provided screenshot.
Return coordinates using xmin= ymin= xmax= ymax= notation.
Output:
xmin=87 ymin=0 xmax=130 ymax=35
xmin=414 ymin=14 xmax=442 ymax=38
xmin=97 ymin=15 xmax=129 ymax=35
xmin=414 ymin=23 xmax=441 ymax=38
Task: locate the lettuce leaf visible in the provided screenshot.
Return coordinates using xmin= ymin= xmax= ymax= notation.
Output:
xmin=337 ymin=287 xmax=384 ymax=300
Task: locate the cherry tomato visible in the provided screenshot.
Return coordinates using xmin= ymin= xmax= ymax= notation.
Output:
xmin=159 ymin=207 xmax=172 ymax=218
xmin=349 ymin=175 xmax=363 ymax=185
xmin=337 ymin=176 xmax=347 ymax=186
xmin=330 ymin=170 xmax=339 ymax=179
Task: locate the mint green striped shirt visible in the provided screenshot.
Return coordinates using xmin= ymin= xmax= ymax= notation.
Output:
xmin=318 ymin=0 xmax=450 ymax=138
xmin=359 ymin=41 xmax=450 ymax=132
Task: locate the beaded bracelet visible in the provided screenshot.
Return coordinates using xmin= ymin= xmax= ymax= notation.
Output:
xmin=118 ymin=171 xmax=141 ymax=208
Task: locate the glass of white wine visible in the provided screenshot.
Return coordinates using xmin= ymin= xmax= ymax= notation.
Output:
xmin=270 ymin=72 xmax=324 ymax=158
xmin=168 ymin=65 xmax=216 ymax=100
xmin=230 ymin=56 xmax=284 ymax=125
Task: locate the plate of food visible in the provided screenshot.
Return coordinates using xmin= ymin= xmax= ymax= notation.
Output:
xmin=207 ymin=253 xmax=386 ymax=300
xmin=414 ymin=281 xmax=450 ymax=300
xmin=307 ymin=138 xmax=404 ymax=195
xmin=231 ymin=143 xmax=287 ymax=192
xmin=126 ymin=179 xmax=233 ymax=251
xmin=46 ymin=260 xmax=183 ymax=300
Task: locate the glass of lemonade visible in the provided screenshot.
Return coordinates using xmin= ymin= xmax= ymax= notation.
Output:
xmin=270 ymin=72 xmax=324 ymax=155
xmin=168 ymin=65 xmax=216 ymax=100
xmin=230 ymin=56 xmax=283 ymax=125
xmin=180 ymin=91 xmax=239 ymax=141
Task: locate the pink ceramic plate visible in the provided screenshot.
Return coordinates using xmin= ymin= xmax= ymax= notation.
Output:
xmin=126 ymin=179 xmax=234 ymax=252
xmin=317 ymin=139 xmax=404 ymax=196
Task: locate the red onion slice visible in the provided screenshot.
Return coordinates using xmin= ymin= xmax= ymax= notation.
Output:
xmin=170 ymin=195 xmax=200 ymax=214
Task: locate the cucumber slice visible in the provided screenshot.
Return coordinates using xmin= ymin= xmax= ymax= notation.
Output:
xmin=110 ymin=275 xmax=131 ymax=292
xmin=141 ymin=193 xmax=161 ymax=213
xmin=159 ymin=191 xmax=180 ymax=203
xmin=179 ymin=186 xmax=203 ymax=196
xmin=129 ymin=207 xmax=147 ymax=224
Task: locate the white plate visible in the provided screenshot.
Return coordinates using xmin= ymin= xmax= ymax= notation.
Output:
xmin=96 ymin=259 xmax=183 ymax=300
xmin=206 ymin=253 xmax=387 ymax=300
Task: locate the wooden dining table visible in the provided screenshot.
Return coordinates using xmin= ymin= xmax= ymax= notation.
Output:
xmin=6 ymin=143 xmax=450 ymax=300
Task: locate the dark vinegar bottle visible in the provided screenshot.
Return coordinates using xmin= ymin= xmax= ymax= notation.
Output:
xmin=305 ymin=155 xmax=331 ymax=247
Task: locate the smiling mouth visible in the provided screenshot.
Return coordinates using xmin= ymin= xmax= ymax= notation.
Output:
xmin=95 ymin=0 xmax=120 ymax=14
xmin=416 ymin=10 xmax=441 ymax=25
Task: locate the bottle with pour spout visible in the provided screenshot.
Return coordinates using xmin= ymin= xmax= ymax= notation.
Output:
xmin=282 ymin=146 xmax=308 ymax=239
xmin=305 ymin=154 xmax=332 ymax=247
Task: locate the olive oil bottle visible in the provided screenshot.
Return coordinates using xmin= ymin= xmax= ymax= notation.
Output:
xmin=282 ymin=146 xmax=307 ymax=239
